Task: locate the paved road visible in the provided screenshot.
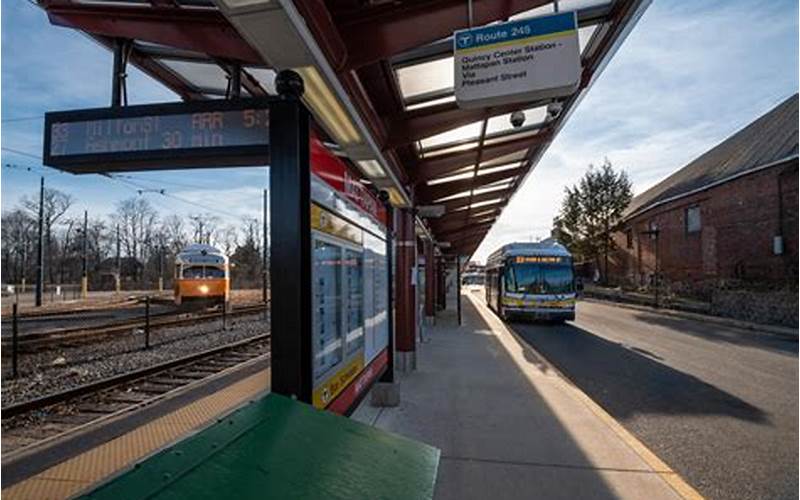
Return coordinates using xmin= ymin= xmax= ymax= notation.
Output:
xmin=511 ymin=300 xmax=798 ymax=500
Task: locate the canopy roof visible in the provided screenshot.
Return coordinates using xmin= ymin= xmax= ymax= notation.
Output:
xmin=39 ymin=0 xmax=649 ymax=257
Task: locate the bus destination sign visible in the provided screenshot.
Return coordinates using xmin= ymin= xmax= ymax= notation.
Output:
xmin=515 ymin=256 xmax=565 ymax=264
xmin=43 ymin=99 xmax=273 ymax=173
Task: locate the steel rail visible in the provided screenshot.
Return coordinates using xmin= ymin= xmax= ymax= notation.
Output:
xmin=1 ymin=333 xmax=270 ymax=418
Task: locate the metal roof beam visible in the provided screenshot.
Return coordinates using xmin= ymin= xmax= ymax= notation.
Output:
xmin=41 ymin=1 xmax=263 ymax=64
xmin=414 ymin=133 xmax=550 ymax=183
xmin=386 ymin=102 xmax=544 ymax=150
xmin=418 ymin=167 xmax=522 ymax=203
xmin=335 ymin=0 xmax=550 ymax=70
xmin=441 ymin=189 xmax=511 ymax=212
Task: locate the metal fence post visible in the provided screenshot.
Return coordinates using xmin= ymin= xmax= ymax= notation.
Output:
xmin=145 ymin=296 xmax=151 ymax=349
xmin=12 ymin=303 xmax=19 ymax=378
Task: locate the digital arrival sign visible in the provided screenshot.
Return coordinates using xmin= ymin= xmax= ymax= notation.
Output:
xmin=453 ymin=12 xmax=581 ymax=109
xmin=43 ymin=99 xmax=273 ymax=173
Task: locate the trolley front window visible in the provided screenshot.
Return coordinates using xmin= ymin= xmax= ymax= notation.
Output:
xmin=182 ymin=265 xmax=225 ymax=279
xmin=506 ymin=262 xmax=574 ymax=294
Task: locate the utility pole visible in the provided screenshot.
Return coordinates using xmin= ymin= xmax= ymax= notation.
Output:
xmin=116 ymin=223 xmax=121 ymax=294
xmin=35 ymin=176 xmax=44 ymax=307
xmin=81 ymin=209 xmax=89 ymax=299
xmin=158 ymin=241 xmax=165 ymax=293
xmin=261 ymin=189 xmax=269 ymax=304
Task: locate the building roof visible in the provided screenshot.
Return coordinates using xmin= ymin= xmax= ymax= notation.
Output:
xmin=625 ymin=93 xmax=799 ymax=219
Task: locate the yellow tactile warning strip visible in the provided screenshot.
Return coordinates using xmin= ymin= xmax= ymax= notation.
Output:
xmin=3 ymin=370 xmax=270 ymax=500
xmin=466 ymin=293 xmax=704 ymax=500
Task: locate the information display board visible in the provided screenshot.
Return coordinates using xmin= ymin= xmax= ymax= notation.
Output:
xmin=43 ymin=99 xmax=273 ymax=173
xmin=453 ymin=12 xmax=580 ymax=109
xmin=310 ymin=202 xmax=388 ymax=410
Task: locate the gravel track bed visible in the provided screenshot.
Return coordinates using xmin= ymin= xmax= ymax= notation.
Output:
xmin=1 ymin=313 xmax=269 ymax=407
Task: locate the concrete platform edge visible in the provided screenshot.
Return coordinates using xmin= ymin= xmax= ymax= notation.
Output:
xmin=465 ymin=293 xmax=705 ymax=500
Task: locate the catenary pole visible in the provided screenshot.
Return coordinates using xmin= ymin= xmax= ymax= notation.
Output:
xmin=35 ymin=176 xmax=44 ymax=307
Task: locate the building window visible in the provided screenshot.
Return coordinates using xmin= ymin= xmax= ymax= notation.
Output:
xmin=625 ymin=228 xmax=633 ymax=249
xmin=685 ymin=206 xmax=701 ymax=233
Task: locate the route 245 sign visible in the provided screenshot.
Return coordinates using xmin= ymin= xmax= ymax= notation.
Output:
xmin=453 ymin=12 xmax=581 ymax=109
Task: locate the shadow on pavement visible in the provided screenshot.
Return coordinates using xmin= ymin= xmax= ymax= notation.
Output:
xmin=631 ymin=312 xmax=798 ymax=356
xmin=511 ymin=321 xmax=769 ymax=424
xmin=398 ymin=298 xmax=630 ymax=500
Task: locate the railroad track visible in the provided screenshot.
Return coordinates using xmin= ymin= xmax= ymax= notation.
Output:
xmin=1 ymin=334 xmax=270 ymax=459
xmin=2 ymin=304 xmax=269 ymax=352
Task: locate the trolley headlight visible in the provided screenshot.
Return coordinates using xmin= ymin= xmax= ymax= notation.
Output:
xmin=198 ymin=284 xmax=210 ymax=294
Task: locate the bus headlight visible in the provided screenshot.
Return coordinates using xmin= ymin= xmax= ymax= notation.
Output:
xmin=199 ymin=284 xmax=210 ymax=294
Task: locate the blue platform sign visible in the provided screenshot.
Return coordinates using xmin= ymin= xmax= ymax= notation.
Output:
xmin=454 ymin=12 xmax=581 ymax=109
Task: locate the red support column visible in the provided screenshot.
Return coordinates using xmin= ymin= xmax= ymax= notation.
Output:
xmin=424 ymin=239 xmax=435 ymax=325
xmin=437 ymin=258 xmax=446 ymax=310
xmin=395 ymin=208 xmax=417 ymax=371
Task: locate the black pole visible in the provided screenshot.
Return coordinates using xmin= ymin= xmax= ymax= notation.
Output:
xmin=82 ymin=210 xmax=88 ymax=277
xmin=82 ymin=209 xmax=88 ymax=298
xmin=456 ymin=256 xmax=462 ymax=326
xmin=35 ymin=176 xmax=44 ymax=307
xmin=262 ymin=188 xmax=268 ymax=305
xmin=230 ymin=63 xmax=242 ymax=99
xmin=270 ymin=70 xmax=312 ymax=403
xmin=111 ymin=40 xmax=123 ymax=108
xmin=145 ymin=296 xmax=151 ymax=349
xmin=379 ymin=191 xmax=394 ymax=384
xmin=12 ymin=303 xmax=19 ymax=378
xmin=159 ymin=243 xmax=164 ymax=292
xmin=222 ymin=300 xmax=228 ymax=331
xmin=116 ymin=223 xmax=121 ymax=290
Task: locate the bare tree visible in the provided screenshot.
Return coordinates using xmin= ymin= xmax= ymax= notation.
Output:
xmin=215 ymin=225 xmax=239 ymax=256
xmin=114 ymin=197 xmax=158 ymax=280
xmin=162 ymin=215 xmax=188 ymax=253
xmin=21 ymin=187 xmax=74 ymax=283
xmin=188 ymin=213 xmax=219 ymax=245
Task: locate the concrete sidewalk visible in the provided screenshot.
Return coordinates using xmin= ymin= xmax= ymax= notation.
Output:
xmin=353 ymin=291 xmax=701 ymax=500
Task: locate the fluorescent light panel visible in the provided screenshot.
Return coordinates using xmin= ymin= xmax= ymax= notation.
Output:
xmin=295 ymin=65 xmax=361 ymax=146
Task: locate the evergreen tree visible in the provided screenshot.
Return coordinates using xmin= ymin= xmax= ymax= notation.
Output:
xmin=553 ymin=159 xmax=632 ymax=284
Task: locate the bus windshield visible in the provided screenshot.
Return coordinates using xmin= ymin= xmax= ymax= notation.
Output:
xmin=505 ymin=262 xmax=573 ymax=294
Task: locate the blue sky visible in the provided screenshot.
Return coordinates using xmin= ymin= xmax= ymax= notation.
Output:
xmin=2 ymin=0 xmax=798 ymax=259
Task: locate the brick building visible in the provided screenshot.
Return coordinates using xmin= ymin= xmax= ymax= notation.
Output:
xmin=611 ymin=94 xmax=798 ymax=299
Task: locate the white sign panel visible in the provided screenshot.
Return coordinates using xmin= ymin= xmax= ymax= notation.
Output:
xmin=454 ymin=12 xmax=581 ymax=109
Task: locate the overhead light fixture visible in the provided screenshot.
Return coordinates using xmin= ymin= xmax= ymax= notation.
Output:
xmin=387 ymin=187 xmax=407 ymax=207
xmin=356 ymin=159 xmax=387 ymax=179
xmin=295 ymin=65 xmax=362 ymax=146
xmin=417 ymin=205 xmax=446 ymax=218
xmin=438 ymin=241 xmax=452 ymax=248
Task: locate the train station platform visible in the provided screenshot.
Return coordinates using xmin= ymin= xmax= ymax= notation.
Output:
xmin=353 ymin=291 xmax=701 ymax=500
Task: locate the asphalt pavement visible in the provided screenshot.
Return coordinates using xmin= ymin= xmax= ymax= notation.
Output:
xmin=510 ymin=300 xmax=798 ymax=500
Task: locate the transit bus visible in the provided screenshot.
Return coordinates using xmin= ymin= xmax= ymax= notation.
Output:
xmin=485 ymin=239 xmax=576 ymax=322
xmin=174 ymin=244 xmax=230 ymax=307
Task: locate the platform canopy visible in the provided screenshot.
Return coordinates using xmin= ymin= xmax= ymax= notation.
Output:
xmin=38 ymin=0 xmax=649 ymax=258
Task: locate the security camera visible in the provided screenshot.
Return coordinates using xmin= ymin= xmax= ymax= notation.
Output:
xmin=510 ymin=110 xmax=526 ymax=129
xmin=546 ymin=101 xmax=563 ymax=121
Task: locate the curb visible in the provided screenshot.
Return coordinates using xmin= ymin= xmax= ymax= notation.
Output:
xmin=580 ymin=296 xmax=798 ymax=340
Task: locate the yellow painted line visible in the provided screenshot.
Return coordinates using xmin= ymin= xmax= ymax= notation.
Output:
xmin=3 ymin=370 xmax=270 ymax=500
xmin=466 ymin=293 xmax=704 ymax=500
xmin=456 ymin=30 xmax=576 ymax=55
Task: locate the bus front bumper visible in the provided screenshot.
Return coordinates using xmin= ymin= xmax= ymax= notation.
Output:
xmin=503 ymin=307 xmax=575 ymax=321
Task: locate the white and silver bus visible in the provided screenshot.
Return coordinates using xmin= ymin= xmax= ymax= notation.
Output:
xmin=485 ymin=240 xmax=576 ymax=322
